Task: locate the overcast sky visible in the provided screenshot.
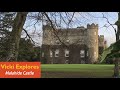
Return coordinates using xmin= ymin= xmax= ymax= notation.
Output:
xmin=89 ymin=12 xmax=117 ymax=46
xmin=23 ymin=12 xmax=118 ymax=47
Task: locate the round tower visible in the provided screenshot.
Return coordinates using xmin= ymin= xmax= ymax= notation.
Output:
xmin=87 ymin=23 xmax=98 ymax=63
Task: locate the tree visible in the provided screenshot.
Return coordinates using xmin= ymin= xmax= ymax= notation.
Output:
xmin=113 ymin=12 xmax=120 ymax=77
xmin=99 ymin=12 xmax=120 ymax=77
xmin=6 ymin=12 xmax=28 ymax=61
xmin=18 ymin=38 xmax=35 ymax=61
xmin=1 ymin=12 xmax=76 ymax=61
xmin=0 ymin=12 xmax=15 ymax=60
xmin=105 ymin=12 xmax=120 ymax=77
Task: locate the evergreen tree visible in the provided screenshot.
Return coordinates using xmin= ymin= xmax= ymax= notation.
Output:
xmin=0 ymin=12 xmax=15 ymax=60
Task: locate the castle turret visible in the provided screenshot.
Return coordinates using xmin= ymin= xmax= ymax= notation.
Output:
xmin=42 ymin=22 xmax=53 ymax=45
xmin=87 ymin=23 xmax=98 ymax=63
xmin=41 ymin=21 xmax=54 ymax=64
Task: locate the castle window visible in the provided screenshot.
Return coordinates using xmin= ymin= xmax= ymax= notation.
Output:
xmin=66 ymin=39 xmax=70 ymax=43
xmin=55 ymin=49 xmax=59 ymax=57
xmin=80 ymin=50 xmax=85 ymax=58
xmin=56 ymin=40 xmax=60 ymax=44
xmin=50 ymin=50 xmax=53 ymax=57
xmin=94 ymin=32 xmax=96 ymax=35
xmin=95 ymin=39 xmax=96 ymax=43
xmin=50 ymin=41 xmax=53 ymax=44
xmin=65 ymin=49 xmax=69 ymax=57
xmin=42 ymin=52 xmax=44 ymax=57
xmin=94 ymin=52 xmax=96 ymax=56
xmin=87 ymin=51 xmax=89 ymax=57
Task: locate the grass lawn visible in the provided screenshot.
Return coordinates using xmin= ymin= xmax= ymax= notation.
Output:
xmin=41 ymin=64 xmax=116 ymax=78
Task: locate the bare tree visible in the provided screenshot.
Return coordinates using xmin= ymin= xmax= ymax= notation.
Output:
xmin=7 ymin=12 xmax=28 ymax=61
xmin=3 ymin=12 xmax=76 ymax=61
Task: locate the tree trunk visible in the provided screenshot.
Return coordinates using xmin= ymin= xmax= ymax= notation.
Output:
xmin=113 ymin=12 xmax=120 ymax=77
xmin=7 ymin=12 xmax=28 ymax=61
xmin=113 ymin=58 xmax=119 ymax=77
xmin=114 ymin=27 xmax=120 ymax=78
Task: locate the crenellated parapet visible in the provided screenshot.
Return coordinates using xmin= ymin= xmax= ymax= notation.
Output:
xmin=87 ymin=23 xmax=98 ymax=29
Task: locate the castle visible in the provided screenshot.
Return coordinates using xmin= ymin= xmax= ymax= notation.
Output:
xmin=41 ymin=23 xmax=106 ymax=64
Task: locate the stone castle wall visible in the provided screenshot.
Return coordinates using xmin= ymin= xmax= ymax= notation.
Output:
xmin=41 ymin=23 xmax=104 ymax=64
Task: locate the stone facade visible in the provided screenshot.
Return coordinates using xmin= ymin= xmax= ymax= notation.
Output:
xmin=98 ymin=35 xmax=106 ymax=55
xmin=41 ymin=23 xmax=105 ymax=64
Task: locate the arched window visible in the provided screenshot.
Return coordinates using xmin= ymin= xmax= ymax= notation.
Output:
xmin=55 ymin=49 xmax=59 ymax=57
xmin=65 ymin=49 xmax=69 ymax=57
xmin=50 ymin=50 xmax=53 ymax=57
xmin=80 ymin=50 xmax=85 ymax=58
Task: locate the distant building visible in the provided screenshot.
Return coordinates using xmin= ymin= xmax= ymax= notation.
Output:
xmin=41 ymin=23 xmax=106 ymax=64
xmin=98 ymin=35 xmax=107 ymax=55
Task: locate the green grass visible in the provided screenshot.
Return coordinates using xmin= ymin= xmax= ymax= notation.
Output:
xmin=41 ymin=64 xmax=116 ymax=78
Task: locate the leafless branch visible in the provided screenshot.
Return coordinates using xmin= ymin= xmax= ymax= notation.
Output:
xmin=67 ymin=12 xmax=75 ymax=26
xmin=23 ymin=28 xmax=35 ymax=45
xmin=42 ymin=12 xmax=68 ymax=47
xmin=102 ymin=13 xmax=117 ymax=34
xmin=59 ymin=12 xmax=69 ymax=27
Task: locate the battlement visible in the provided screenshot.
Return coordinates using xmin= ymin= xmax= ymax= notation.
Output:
xmin=43 ymin=23 xmax=98 ymax=31
xmin=99 ymin=35 xmax=104 ymax=41
xmin=77 ymin=26 xmax=85 ymax=29
xmin=99 ymin=35 xmax=104 ymax=38
xmin=43 ymin=24 xmax=53 ymax=30
xmin=98 ymin=35 xmax=105 ymax=48
xmin=87 ymin=23 xmax=98 ymax=29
